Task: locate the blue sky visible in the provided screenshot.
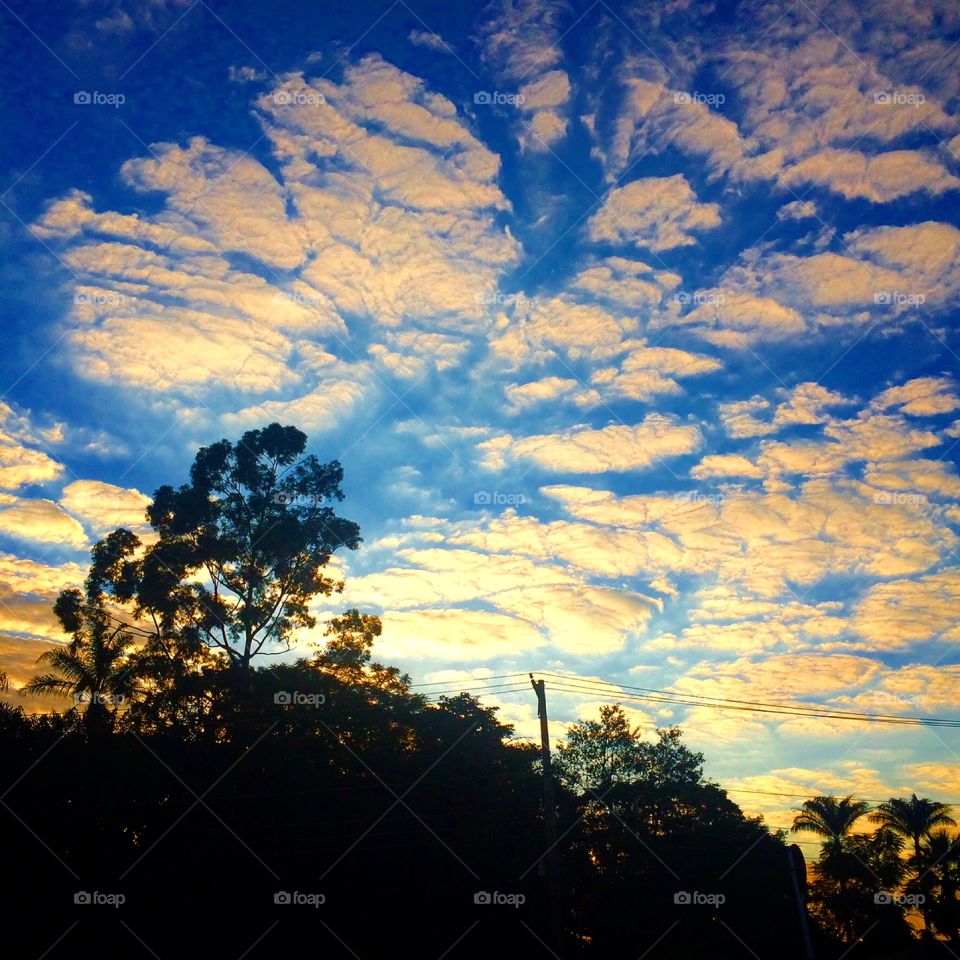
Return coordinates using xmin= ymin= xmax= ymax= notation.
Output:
xmin=2 ymin=0 xmax=960 ymax=833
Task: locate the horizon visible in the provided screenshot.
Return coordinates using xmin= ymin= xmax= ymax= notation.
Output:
xmin=1 ymin=0 xmax=959 ymax=856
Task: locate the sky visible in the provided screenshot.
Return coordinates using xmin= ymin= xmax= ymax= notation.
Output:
xmin=1 ymin=0 xmax=959 ymax=836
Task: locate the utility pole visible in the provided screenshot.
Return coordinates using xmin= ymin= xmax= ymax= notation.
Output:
xmin=530 ymin=673 xmax=564 ymax=957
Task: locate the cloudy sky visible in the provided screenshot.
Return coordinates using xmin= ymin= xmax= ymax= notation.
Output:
xmin=1 ymin=0 xmax=959 ymax=834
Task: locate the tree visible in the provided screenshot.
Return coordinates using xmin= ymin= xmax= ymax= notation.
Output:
xmin=793 ymin=795 xmax=871 ymax=853
xmin=793 ymin=796 xmax=872 ymax=942
xmin=920 ymin=830 xmax=960 ymax=945
xmin=310 ymin=608 xmax=408 ymax=693
xmin=554 ymin=704 xmax=652 ymax=798
xmin=91 ymin=423 xmax=362 ymax=675
xmin=869 ymin=794 xmax=956 ymax=861
xmin=21 ymin=577 xmax=134 ymax=735
xmin=871 ymin=795 xmax=956 ymax=934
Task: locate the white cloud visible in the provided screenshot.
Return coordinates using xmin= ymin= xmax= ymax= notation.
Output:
xmin=588 ymin=175 xmax=721 ymax=251
xmin=481 ymin=415 xmax=703 ymax=473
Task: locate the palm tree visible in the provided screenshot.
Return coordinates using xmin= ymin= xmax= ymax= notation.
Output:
xmin=919 ymin=830 xmax=960 ymax=946
xmin=22 ymin=621 xmax=132 ymax=734
xmin=870 ymin=795 xmax=955 ymax=936
xmin=794 ymin=796 xmax=871 ymax=942
xmin=870 ymin=795 xmax=956 ymax=860
xmin=794 ymin=795 xmax=871 ymax=852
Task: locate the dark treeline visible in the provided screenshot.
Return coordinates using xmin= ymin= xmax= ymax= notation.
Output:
xmin=1 ymin=424 xmax=955 ymax=958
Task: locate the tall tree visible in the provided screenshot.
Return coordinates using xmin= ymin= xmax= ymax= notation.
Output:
xmin=793 ymin=795 xmax=872 ymax=942
xmin=92 ymin=423 xmax=362 ymax=674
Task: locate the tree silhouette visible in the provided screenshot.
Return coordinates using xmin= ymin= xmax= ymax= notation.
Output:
xmin=871 ymin=794 xmax=956 ymax=934
xmin=86 ymin=423 xmax=361 ymax=675
xmin=21 ymin=581 xmax=134 ymax=735
xmin=921 ymin=830 xmax=960 ymax=945
xmin=870 ymin=794 xmax=956 ymax=860
xmin=793 ymin=795 xmax=871 ymax=852
xmin=793 ymin=795 xmax=872 ymax=942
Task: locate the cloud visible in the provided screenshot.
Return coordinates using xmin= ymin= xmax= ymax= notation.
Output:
xmin=332 ymin=543 xmax=659 ymax=657
xmin=516 ymin=70 xmax=571 ymax=151
xmin=59 ymin=480 xmax=152 ymax=536
xmin=870 ymin=376 xmax=960 ymax=416
xmin=664 ymin=292 xmax=806 ymax=347
xmin=779 ymin=148 xmax=960 ymax=202
xmin=480 ymin=415 xmax=703 ymax=473
xmin=691 ymin=454 xmax=764 ymax=480
xmin=0 ymin=405 xmax=64 ymax=489
xmin=587 ymin=175 xmax=722 ymax=251
xmin=377 ymin=608 xmax=546 ymax=661
xmin=0 ymin=498 xmax=88 ymax=548
xmin=408 ymin=29 xmax=455 ymax=53
xmin=777 ymin=200 xmax=818 ymax=221
xmin=541 ymin=476 xmax=955 ymax=596
xmin=478 ymin=0 xmax=572 ymax=151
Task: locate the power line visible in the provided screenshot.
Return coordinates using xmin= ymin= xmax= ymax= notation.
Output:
xmin=414 ymin=671 xmax=960 ymax=728
xmin=537 ymin=672 xmax=958 ymax=726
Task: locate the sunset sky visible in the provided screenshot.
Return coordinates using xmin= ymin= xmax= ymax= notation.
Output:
xmin=1 ymin=0 xmax=959 ymax=835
